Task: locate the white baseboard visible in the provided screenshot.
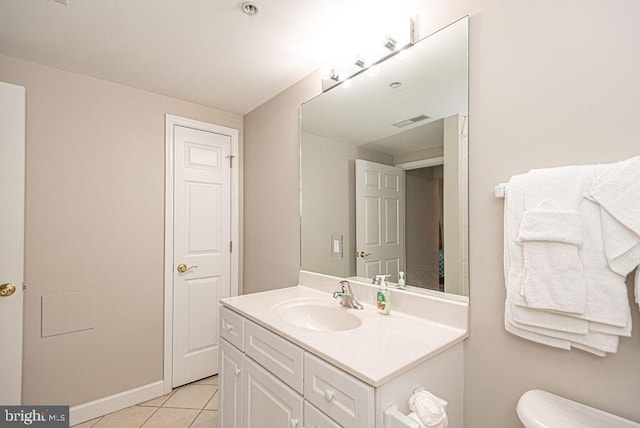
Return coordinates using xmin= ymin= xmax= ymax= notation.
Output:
xmin=69 ymin=380 xmax=165 ymax=426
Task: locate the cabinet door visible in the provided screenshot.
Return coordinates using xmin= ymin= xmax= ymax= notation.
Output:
xmin=243 ymin=356 xmax=303 ymax=428
xmin=220 ymin=339 xmax=243 ymax=428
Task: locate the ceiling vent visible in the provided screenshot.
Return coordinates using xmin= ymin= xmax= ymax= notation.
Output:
xmin=392 ymin=114 xmax=431 ymax=128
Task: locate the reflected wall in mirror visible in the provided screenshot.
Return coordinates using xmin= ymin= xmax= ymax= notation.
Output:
xmin=301 ymin=17 xmax=469 ymax=298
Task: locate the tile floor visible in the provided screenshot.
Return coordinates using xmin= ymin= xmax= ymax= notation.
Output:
xmin=72 ymin=376 xmax=219 ymax=428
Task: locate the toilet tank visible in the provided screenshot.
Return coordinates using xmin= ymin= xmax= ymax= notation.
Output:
xmin=517 ymin=390 xmax=640 ymax=428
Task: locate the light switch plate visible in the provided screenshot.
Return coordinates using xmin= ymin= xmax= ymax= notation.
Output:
xmin=331 ymin=234 xmax=343 ymax=258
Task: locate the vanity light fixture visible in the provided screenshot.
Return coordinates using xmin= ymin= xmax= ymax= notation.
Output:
xmin=321 ymin=17 xmax=416 ymax=92
xmin=384 ymin=37 xmax=398 ymax=51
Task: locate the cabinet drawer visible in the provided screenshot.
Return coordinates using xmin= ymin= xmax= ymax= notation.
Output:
xmin=304 ymin=353 xmax=374 ymax=428
xmin=304 ymin=401 xmax=341 ymax=428
xmin=244 ymin=320 xmax=304 ymax=394
xmin=220 ymin=306 xmax=244 ymax=351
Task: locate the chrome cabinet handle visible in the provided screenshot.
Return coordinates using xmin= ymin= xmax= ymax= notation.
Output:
xmin=177 ymin=263 xmax=198 ymax=273
xmin=289 ymin=418 xmax=298 ymax=428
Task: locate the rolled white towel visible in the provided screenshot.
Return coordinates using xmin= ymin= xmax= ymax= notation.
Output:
xmin=408 ymin=412 xmax=449 ymax=428
xmin=409 ymin=390 xmax=448 ymax=428
xmin=636 ymin=268 xmax=640 ymax=309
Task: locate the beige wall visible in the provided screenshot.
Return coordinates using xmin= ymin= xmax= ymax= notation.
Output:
xmin=242 ymin=74 xmax=320 ymax=295
xmin=243 ymin=0 xmax=640 ymax=426
xmin=301 ymin=132 xmax=393 ymax=279
xmin=464 ymin=0 xmax=640 ymax=426
xmin=0 ymin=54 xmax=243 ymax=406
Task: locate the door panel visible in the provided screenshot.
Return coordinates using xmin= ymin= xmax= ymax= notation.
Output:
xmin=0 ymin=82 xmax=25 ymax=404
xmin=173 ymin=125 xmax=231 ymax=387
xmin=355 ymin=160 xmax=405 ymax=283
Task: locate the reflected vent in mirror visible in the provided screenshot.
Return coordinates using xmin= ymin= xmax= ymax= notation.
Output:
xmin=392 ymin=114 xmax=432 ymax=128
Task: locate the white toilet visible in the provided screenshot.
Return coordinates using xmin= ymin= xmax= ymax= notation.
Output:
xmin=517 ymin=389 xmax=640 ymax=428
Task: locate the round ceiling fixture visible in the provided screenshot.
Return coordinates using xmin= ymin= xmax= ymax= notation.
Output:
xmin=390 ymin=81 xmax=402 ymax=89
xmin=241 ymin=1 xmax=259 ymax=16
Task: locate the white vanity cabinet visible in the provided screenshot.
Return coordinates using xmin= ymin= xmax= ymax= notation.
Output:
xmin=219 ymin=283 xmax=466 ymax=428
xmin=220 ymin=306 xmax=374 ymax=428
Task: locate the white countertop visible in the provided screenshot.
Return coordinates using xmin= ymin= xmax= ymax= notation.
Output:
xmin=221 ymin=280 xmax=468 ymax=387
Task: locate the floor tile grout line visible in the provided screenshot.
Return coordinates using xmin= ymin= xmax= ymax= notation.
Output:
xmin=138 ymin=405 xmax=163 ymax=428
xmin=187 ymin=409 xmax=204 ymax=428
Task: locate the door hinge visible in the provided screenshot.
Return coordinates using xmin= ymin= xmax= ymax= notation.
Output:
xmin=226 ymin=154 xmax=235 ymax=168
xmin=230 ymin=241 xmax=233 ymax=253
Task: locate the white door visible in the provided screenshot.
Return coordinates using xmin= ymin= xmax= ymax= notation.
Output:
xmin=355 ymin=159 xmax=404 ymax=283
xmin=0 ymin=82 xmax=25 ymax=404
xmin=172 ymin=124 xmax=231 ymax=387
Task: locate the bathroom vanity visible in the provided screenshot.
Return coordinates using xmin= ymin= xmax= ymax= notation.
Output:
xmin=218 ymin=271 xmax=468 ymax=428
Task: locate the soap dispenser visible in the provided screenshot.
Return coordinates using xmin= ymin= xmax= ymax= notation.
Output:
xmin=397 ymin=271 xmax=407 ymax=290
xmin=374 ymin=274 xmax=391 ymax=315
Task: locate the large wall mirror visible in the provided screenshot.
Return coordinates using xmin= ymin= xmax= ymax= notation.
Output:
xmin=300 ymin=17 xmax=469 ymax=298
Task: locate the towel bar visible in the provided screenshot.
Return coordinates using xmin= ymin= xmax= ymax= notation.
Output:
xmin=495 ymin=182 xmax=508 ymax=198
xmin=383 ymin=387 xmax=428 ymax=428
xmin=383 ymin=405 xmax=420 ymax=428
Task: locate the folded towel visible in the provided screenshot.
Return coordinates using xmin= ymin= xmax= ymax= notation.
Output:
xmin=636 ymin=268 xmax=640 ymax=309
xmin=511 ymin=299 xmax=632 ymax=337
xmin=518 ymin=166 xmax=594 ymax=313
xmin=505 ymin=302 xmax=571 ymax=350
xmin=599 ymin=208 xmax=640 ymax=276
xmin=589 ymin=155 xmax=640 ymax=236
xmin=577 ymin=199 xmax=630 ymax=327
xmin=503 ymin=165 xmax=631 ymax=355
xmin=509 ymin=309 xmax=620 ymax=354
xmin=518 ymin=210 xmax=583 ymax=245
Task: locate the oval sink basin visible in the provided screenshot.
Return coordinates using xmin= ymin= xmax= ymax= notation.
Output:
xmin=274 ymin=299 xmax=362 ymax=332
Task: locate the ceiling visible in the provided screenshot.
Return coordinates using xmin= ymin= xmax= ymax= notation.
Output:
xmin=0 ymin=0 xmax=422 ymax=115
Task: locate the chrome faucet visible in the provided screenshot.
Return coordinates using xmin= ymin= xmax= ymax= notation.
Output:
xmin=333 ymin=280 xmax=364 ymax=310
xmin=372 ymin=274 xmax=391 ymax=286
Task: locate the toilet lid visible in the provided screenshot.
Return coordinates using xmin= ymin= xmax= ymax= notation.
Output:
xmin=517 ymin=390 xmax=640 ymax=428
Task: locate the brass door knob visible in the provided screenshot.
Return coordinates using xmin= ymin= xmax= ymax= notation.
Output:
xmin=177 ymin=263 xmax=198 ymax=273
xmin=355 ymin=251 xmax=372 ymax=258
xmin=0 ymin=283 xmax=16 ymax=297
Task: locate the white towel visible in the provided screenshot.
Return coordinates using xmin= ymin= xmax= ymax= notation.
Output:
xmin=577 ymin=198 xmax=631 ymax=328
xmin=509 ymin=310 xmax=620 ymax=353
xmin=408 ymin=390 xmax=448 ymax=428
xmin=587 ymin=157 xmax=640 ymax=277
xmin=599 ymin=209 xmax=640 ymax=276
xmin=589 ymin=155 xmax=640 ymax=236
xmin=636 ymin=268 xmax=640 ymax=308
xmin=511 ymin=299 xmax=632 ymax=337
xmin=503 ymin=167 xmax=631 ymax=355
xmin=518 ymin=166 xmax=594 ymax=313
